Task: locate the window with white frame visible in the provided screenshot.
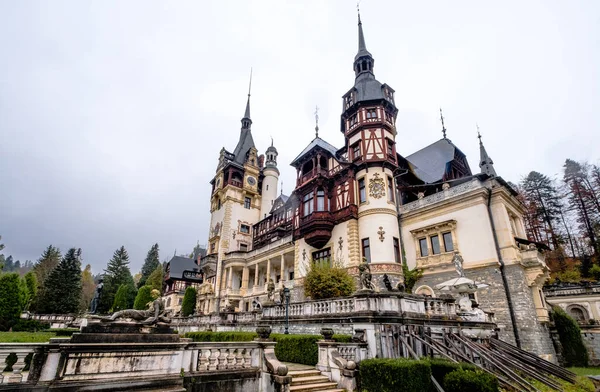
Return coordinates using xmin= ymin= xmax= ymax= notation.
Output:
xmin=411 ymin=220 xmax=458 ymax=266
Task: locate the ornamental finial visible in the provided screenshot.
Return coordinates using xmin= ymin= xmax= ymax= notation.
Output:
xmin=440 ymin=108 xmax=447 ymax=139
xmin=314 ymin=105 xmax=320 ymax=138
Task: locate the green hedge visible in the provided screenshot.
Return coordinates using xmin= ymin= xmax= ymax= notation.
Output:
xmin=47 ymin=328 xmax=79 ymax=336
xmin=427 ymin=358 xmax=478 ymax=389
xmin=552 ymin=306 xmax=589 ymax=367
xmin=185 ymin=331 xmax=258 ymax=342
xmin=11 ymin=319 xmax=50 ymax=332
xmin=443 ymin=369 xmax=498 ymax=392
xmin=359 ymin=358 xmax=432 ymax=392
xmin=184 ymin=331 xmax=352 ymax=366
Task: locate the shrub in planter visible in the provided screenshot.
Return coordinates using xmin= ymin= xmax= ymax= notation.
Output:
xmin=359 ymin=358 xmax=431 ymax=392
xmin=443 ymin=369 xmax=499 ymax=392
xmin=304 ymin=260 xmax=355 ymax=300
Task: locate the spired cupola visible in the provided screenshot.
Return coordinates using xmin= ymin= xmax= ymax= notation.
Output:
xmin=341 ymin=12 xmax=399 ymax=166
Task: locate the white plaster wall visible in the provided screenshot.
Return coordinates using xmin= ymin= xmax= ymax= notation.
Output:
xmin=401 ymin=202 xmax=497 ymax=270
xmin=356 ymin=168 xmax=400 ymax=264
xmin=228 ymin=197 xmax=261 ymax=252
xmin=260 ymin=167 xmax=279 ymax=219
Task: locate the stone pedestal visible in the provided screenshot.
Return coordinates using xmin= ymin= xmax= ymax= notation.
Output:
xmin=71 ymin=321 xmax=179 ymax=343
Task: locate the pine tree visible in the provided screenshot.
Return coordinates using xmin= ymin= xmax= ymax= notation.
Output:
xmin=38 ymin=248 xmax=82 ymax=314
xmin=138 ymin=243 xmax=160 ymax=288
xmin=80 ymin=264 xmax=96 ymax=312
xmin=31 ymin=245 xmax=62 ymax=311
xmin=564 ymin=159 xmax=600 ymax=256
xmin=181 ymin=287 xmax=197 ymax=316
xmin=0 ymin=235 xmax=5 ymax=271
xmin=98 ymin=246 xmax=135 ymax=313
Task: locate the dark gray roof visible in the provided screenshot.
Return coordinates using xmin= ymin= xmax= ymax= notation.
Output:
xmin=166 ymin=255 xmax=199 ymax=280
xmin=269 ymin=194 xmax=290 ymax=213
xmin=232 ymin=129 xmax=255 ymax=165
xmin=355 ymin=15 xmax=372 ymax=61
xmin=290 ymin=137 xmax=339 ymax=166
xmin=353 ymin=75 xmax=384 ymax=102
xmin=406 ymin=138 xmax=461 ymax=183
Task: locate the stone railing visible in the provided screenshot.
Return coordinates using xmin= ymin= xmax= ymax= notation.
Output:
xmin=400 ymin=178 xmax=481 ymax=213
xmin=0 ymin=344 xmax=43 ymax=384
xmin=316 ymin=331 xmax=367 ymax=392
xmin=424 ymin=297 xmax=458 ymax=317
xmin=0 ymin=326 xmax=291 ymax=391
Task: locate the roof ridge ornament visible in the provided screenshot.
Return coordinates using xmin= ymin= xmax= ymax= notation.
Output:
xmin=440 ymin=108 xmax=447 ymax=139
xmin=314 ymin=105 xmax=319 ymax=138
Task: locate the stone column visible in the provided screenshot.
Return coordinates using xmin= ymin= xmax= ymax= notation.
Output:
xmin=279 ymin=254 xmax=285 ymax=289
xmin=227 ymin=267 xmax=234 ymax=290
xmin=265 ymin=259 xmax=271 ymax=290
xmin=242 ymin=267 xmax=249 ymax=289
xmin=254 ymin=264 xmax=259 ymax=291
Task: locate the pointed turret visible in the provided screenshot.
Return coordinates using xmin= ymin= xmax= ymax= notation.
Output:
xmin=354 ymin=11 xmax=375 ymax=79
xmin=478 ymin=130 xmax=497 ymax=177
xmin=233 ymin=72 xmax=256 ymax=165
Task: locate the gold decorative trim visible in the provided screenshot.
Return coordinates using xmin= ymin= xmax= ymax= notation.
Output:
xmin=358 ymin=208 xmax=397 ymax=218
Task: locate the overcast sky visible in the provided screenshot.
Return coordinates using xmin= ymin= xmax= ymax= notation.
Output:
xmin=1 ymin=1 xmax=598 ymax=274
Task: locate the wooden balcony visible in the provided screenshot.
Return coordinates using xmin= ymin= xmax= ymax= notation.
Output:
xmin=297 ymin=168 xmax=330 ymax=187
xmin=299 ymin=211 xmax=334 ymax=249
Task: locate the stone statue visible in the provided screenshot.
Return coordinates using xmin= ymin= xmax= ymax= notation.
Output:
xmin=92 ymin=296 xmax=171 ymax=325
xmin=89 ymin=279 xmax=104 ymax=314
xmin=452 ymin=252 xmax=464 ymax=277
xmin=267 ymin=279 xmax=276 ymax=302
xmin=279 ymin=287 xmax=285 ymax=305
xmin=382 ymin=274 xmax=393 ymax=291
xmin=358 ymin=261 xmax=375 ymax=291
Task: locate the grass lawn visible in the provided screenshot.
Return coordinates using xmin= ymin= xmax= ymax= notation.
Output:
xmin=568 ymin=367 xmax=600 ymax=376
xmin=0 ymin=332 xmax=56 ymax=343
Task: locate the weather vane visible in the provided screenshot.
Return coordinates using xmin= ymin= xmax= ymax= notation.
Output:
xmin=315 ymin=105 xmax=320 ymax=138
xmin=440 ymin=108 xmax=447 ymax=139
xmin=477 ymin=123 xmax=482 ymax=144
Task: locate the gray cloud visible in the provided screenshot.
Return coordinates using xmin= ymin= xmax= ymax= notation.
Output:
xmin=1 ymin=0 xmax=599 ymax=273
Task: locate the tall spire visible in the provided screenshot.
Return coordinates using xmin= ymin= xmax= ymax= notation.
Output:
xmin=241 ymin=68 xmax=252 ymax=129
xmin=353 ymin=6 xmax=374 ymax=77
xmin=478 ymin=124 xmax=497 ymax=177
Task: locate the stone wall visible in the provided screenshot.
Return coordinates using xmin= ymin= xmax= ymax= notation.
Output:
xmin=582 ymin=329 xmax=600 ymax=366
xmin=184 ymin=369 xmax=261 ymax=392
xmin=415 ymin=264 xmax=556 ymax=359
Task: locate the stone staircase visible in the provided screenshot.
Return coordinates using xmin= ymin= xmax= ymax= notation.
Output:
xmin=288 ymin=369 xmax=345 ymax=392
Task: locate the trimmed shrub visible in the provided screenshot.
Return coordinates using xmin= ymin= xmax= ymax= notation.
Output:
xmin=0 ymin=273 xmax=23 ymax=331
xmin=359 ymin=358 xmax=432 ymax=392
xmin=332 ymin=334 xmax=353 ymax=343
xmin=427 ymin=358 xmax=478 ymax=389
xmin=552 ymin=305 xmax=588 ymax=367
xmin=181 ymin=287 xmax=197 ymax=316
xmin=185 ymin=331 xmax=258 ymax=342
xmin=304 ymin=261 xmax=355 ymax=300
xmin=112 ymin=283 xmax=136 ymax=312
xmin=272 ymin=334 xmax=319 ymax=365
xmin=11 ymin=319 xmax=50 ymax=332
xmin=443 ymin=368 xmax=499 ymax=392
xmin=134 ymin=285 xmax=154 ymax=310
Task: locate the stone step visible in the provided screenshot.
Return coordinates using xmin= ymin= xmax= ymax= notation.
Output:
xmin=291 ymin=375 xmax=331 ymax=386
xmin=289 ymin=381 xmax=340 ymax=392
xmin=288 ymin=369 xmax=323 ymax=378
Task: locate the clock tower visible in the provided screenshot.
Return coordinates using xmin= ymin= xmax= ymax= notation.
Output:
xmin=207 ymin=89 xmax=265 ymax=310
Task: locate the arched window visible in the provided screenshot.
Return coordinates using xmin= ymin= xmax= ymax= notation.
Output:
xmin=316 ymin=189 xmax=325 ymax=211
xmin=415 ymin=285 xmax=435 ymax=297
xmin=567 ymin=305 xmax=589 ymax=323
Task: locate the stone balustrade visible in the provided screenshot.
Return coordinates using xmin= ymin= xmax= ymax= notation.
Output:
xmin=0 ymin=344 xmax=42 ymax=384
xmin=399 ymin=178 xmax=481 ymax=213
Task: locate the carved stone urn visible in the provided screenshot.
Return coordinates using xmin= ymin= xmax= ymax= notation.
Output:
xmin=256 ymin=325 xmax=272 ymax=340
xmin=320 ymin=327 xmax=334 ymax=341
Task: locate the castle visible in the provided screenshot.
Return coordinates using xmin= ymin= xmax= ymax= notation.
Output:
xmin=170 ymin=13 xmax=555 ymax=358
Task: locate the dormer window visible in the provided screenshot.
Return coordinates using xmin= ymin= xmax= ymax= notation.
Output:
xmin=349 ymin=114 xmax=358 ymax=127
xmin=345 ymin=94 xmax=354 ymax=108
xmin=366 ymin=109 xmax=377 ymax=119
